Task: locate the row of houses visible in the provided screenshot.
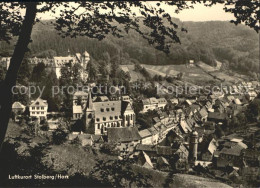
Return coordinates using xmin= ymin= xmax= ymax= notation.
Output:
xmin=12 ymin=98 xmax=48 ymax=121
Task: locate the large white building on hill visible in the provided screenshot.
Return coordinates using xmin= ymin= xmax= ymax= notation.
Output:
xmin=53 ymin=51 xmax=90 ymax=79
xmin=0 ymin=50 xmax=91 ymax=80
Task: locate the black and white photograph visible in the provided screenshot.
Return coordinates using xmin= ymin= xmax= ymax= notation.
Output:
xmin=0 ymin=0 xmax=259 ymax=187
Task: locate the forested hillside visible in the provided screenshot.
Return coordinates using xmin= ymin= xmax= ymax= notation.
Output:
xmin=0 ymin=18 xmax=259 ymax=78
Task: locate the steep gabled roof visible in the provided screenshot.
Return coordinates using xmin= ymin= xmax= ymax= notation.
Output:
xmin=12 ymin=102 xmax=25 ymax=109
xmin=86 ymin=92 xmax=93 ymax=109
xmin=208 ymin=139 xmax=218 ymax=155
xmin=94 ymin=101 xmax=122 ymax=123
xmin=141 ymin=151 xmax=153 ymax=168
xmin=30 ymin=98 xmax=48 ymax=107
xmin=121 ymin=101 xmax=133 ymax=113
xmin=157 ymin=156 xmax=169 ymax=166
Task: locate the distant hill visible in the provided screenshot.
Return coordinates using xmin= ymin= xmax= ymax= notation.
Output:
xmin=0 ymin=19 xmax=259 ymax=77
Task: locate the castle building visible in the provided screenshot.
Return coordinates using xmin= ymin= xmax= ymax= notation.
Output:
xmin=85 ymin=93 xmax=136 ymax=135
xmin=189 ymin=129 xmax=198 ymax=162
xmin=26 ymin=51 xmax=90 ymax=79
xmin=53 ymin=56 xmax=77 ymax=78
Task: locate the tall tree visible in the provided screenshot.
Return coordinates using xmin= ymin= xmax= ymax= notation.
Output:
xmin=87 ymin=58 xmax=99 ymax=81
xmin=30 ymin=62 xmax=46 ymax=83
xmin=0 ymin=1 xmax=259 ymax=151
xmin=17 ymin=58 xmax=32 ymax=86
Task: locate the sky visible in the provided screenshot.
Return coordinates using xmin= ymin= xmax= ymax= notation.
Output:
xmin=168 ymin=3 xmax=235 ymax=22
xmin=36 ymin=2 xmax=235 ymax=22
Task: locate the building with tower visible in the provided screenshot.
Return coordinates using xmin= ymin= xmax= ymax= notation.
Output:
xmin=85 ymin=92 xmax=136 ymax=135
xmin=189 ymin=129 xmax=198 ymax=162
xmin=53 ymin=50 xmax=90 ymax=79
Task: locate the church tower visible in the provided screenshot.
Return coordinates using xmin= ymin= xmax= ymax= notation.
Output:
xmin=85 ymin=92 xmax=94 ymax=131
xmin=189 ymin=129 xmax=198 ymax=162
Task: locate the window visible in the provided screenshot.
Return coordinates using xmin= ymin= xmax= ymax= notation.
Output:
xmin=111 ymin=107 xmax=115 ymax=111
xmin=37 ymin=112 xmax=39 ymax=114
xmin=32 ymin=112 xmax=35 ymax=114
xmin=110 ymin=116 xmax=113 ymax=120
xmin=101 ymin=108 xmax=104 ymax=112
xmin=37 ymin=107 xmax=39 ymax=110
xmin=103 ymin=117 xmax=106 ymax=121
xmin=41 ymin=112 xmax=44 ymax=114
xmin=96 ymin=118 xmax=100 ymax=122
xmin=98 ymin=124 xmax=100 ymax=129
xmin=106 ymin=108 xmax=110 ymax=112
xmin=41 ymin=107 xmax=44 ymax=110
xmin=32 ymin=107 xmax=35 ymax=110
xmin=115 ymin=116 xmax=118 ymax=119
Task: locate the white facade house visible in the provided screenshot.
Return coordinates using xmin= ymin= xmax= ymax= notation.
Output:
xmin=142 ymin=97 xmax=167 ymax=113
xmin=139 ymin=129 xmax=153 ymax=145
xmin=29 ymin=98 xmax=48 ymax=120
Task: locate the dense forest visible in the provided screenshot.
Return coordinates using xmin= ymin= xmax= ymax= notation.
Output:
xmin=0 ymin=18 xmax=259 ymax=78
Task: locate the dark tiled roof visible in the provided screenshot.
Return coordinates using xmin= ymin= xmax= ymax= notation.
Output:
xmin=157 ymin=146 xmax=174 ymax=156
xmin=220 ymin=144 xmax=245 ymax=156
xmin=136 ymin=144 xmax=157 ymax=152
xmin=107 ymin=127 xmax=141 ymax=143
xmin=208 ymin=112 xmax=227 ymax=120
